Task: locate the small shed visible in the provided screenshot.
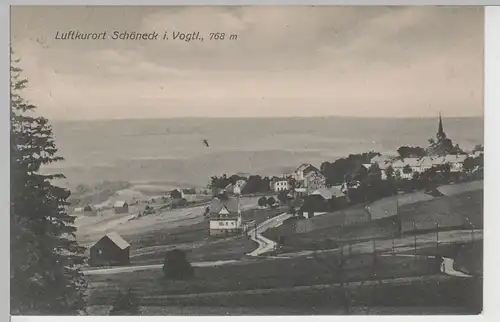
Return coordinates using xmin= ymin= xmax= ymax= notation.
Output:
xmin=170 ymin=189 xmax=183 ymax=199
xmin=89 ymin=232 xmax=130 ymax=267
xmin=113 ymin=201 xmax=129 ymax=214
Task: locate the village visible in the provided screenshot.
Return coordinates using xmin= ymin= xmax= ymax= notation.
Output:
xmin=76 ymin=116 xmax=484 ymax=261
xmin=64 ymin=115 xmax=483 ymax=315
xmin=8 ymin=4 xmax=488 ymax=316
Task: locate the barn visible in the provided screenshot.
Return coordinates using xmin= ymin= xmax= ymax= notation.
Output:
xmin=89 ymin=232 xmax=130 ymax=267
xmin=113 ymin=201 xmax=129 ymax=214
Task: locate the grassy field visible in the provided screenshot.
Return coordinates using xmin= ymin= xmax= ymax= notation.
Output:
xmin=88 ymin=273 xmax=481 ymax=314
xmin=88 ymin=253 xmax=442 ymax=305
xmin=263 ymin=189 xmax=482 ymax=253
xmin=128 ymin=207 xmax=286 ymax=265
xmin=399 ymin=189 xmax=483 ymax=231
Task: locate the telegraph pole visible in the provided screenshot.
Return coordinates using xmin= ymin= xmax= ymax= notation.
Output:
xmin=436 ymin=221 xmax=439 ymax=249
xmin=413 ymin=220 xmax=417 ymax=256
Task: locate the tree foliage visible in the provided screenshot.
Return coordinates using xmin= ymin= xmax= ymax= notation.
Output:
xmin=320 ymin=152 xmax=380 ymax=186
xmin=109 ymin=288 xmax=140 ymax=316
xmin=267 ymin=196 xmax=276 ymax=207
xmin=277 ymin=190 xmax=290 ymax=204
xmin=427 ymin=137 xmax=463 ymax=156
xmin=162 ymin=249 xmax=194 ymax=280
xmin=258 ymin=196 xmax=268 ymax=207
xmin=10 ymin=53 xmax=87 ymax=314
xmin=170 ymin=189 xmax=182 ymax=199
xmin=241 ymin=175 xmax=271 ymax=194
xmin=397 ymin=146 xmax=426 ymax=158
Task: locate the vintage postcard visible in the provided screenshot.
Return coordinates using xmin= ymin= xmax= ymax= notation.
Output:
xmin=10 ymin=5 xmax=483 ymax=316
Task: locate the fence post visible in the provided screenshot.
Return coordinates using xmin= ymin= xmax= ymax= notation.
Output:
xmin=413 ymin=220 xmax=417 ymax=256
xmin=436 ymin=222 xmax=439 ymax=250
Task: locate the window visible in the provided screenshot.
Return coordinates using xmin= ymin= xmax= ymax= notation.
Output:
xmin=98 ymin=249 xmax=103 ymax=255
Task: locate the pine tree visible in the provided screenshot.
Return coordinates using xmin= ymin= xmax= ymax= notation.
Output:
xmin=10 ymin=51 xmax=87 ymax=314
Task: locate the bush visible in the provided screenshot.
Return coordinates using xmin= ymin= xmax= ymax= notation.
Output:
xmin=258 ymin=196 xmax=268 ymax=207
xmin=162 ymin=249 xmax=194 ymax=280
xmin=109 ymin=288 xmax=140 ymax=316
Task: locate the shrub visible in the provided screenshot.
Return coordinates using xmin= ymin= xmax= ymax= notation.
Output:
xmin=162 ymin=249 xmax=194 ymax=280
xmin=258 ymin=196 xmax=268 ymax=207
xmin=109 ymin=288 xmax=140 ymax=316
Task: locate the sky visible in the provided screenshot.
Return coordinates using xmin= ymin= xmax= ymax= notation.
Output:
xmin=10 ymin=6 xmax=484 ymax=120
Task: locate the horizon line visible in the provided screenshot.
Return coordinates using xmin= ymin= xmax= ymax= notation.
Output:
xmin=49 ymin=115 xmax=485 ymax=122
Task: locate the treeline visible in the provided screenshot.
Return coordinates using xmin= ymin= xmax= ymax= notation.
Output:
xmin=298 ymin=147 xmax=484 ymax=216
xmin=11 ymin=54 xmax=86 ymax=314
xmin=210 ymin=174 xmax=272 ymax=194
xmin=320 ymin=151 xmax=380 ymax=186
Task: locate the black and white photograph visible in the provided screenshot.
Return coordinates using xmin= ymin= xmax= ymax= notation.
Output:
xmin=10 ymin=5 xmax=484 ymax=316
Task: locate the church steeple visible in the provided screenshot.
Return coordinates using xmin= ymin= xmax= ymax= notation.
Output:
xmin=437 ymin=112 xmax=446 ymax=140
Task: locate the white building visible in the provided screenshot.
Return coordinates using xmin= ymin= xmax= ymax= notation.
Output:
xmin=293 ymin=163 xmax=320 ymax=182
xmin=444 ymin=154 xmax=468 ymax=172
xmin=273 ymin=180 xmax=290 ymax=192
xmin=225 ymin=179 xmax=247 ymax=195
xmin=303 ymin=171 xmax=326 ymax=194
xmin=208 ymin=197 xmax=242 ymax=236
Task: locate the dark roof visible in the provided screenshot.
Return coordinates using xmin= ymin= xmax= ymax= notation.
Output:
xmin=113 ymin=201 xmax=128 ymax=208
xmin=296 ymin=163 xmax=319 ymax=174
xmin=94 ymin=232 xmax=130 ymax=250
xmin=209 ymin=197 xmax=240 ymax=214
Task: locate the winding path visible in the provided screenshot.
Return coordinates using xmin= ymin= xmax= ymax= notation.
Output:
xmin=247 ymin=213 xmax=293 ymax=257
xmin=379 ymin=254 xmax=472 ymax=278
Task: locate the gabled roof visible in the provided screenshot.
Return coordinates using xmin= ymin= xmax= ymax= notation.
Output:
xmin=370 ymin=155 xmax=390 ymax=164
xmin=403 ymin=158 xmax=421 ymax=167
xmin=101 ymin=232 xmax=130 ymax=250
xmin=209 ymin=197 xmax=240 ymax=215
xmin=377 ymin=161 xmax=392 ymax=170
xmin=311 ymin=187 xmax=344 ymax=199
xmin=431 ymin=156 xmax=446 ymax=165
xmin=296 ymin=163 xmax=319 ymax=174
xmin=419 ymin=156 xmax=434 ymax=167
xmin=391 ymin=159 xmax=406 ymax=168
xmin=362 ymin=163 xmax=372 ymax=170
xmin=113 ymin=201 xmax=128 ymax=208
xmin=304 ymin=170 xmax=325 ymax=179
xmin=444 ymin=154 xmax=467 ymax=163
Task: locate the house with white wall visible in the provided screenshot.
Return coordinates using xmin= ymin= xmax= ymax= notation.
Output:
xmin=303 ymin=170 xmax=326 ymax=194
xmin=273 ymin=180 xmax=290 ymax=192
xmin=208 ymin=197 xmax=242 ymax=236
xmin=293 ymin=163 xmax=320 ymax=182
xmin=444 ymin=154 xmax=468 ymax=172
xmin=225 ymin=179 xmax=247 ymax=195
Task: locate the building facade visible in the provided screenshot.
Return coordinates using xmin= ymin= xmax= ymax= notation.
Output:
xmin=208 ymin=197 xmax=242 ymax=236
xmin=89 ymin=232 xmax=130 ymax=267
xmin=273 ymin=180 xmax=290 ymax=192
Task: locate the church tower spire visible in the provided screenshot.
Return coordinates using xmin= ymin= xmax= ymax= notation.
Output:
xmin=437 ymin=112 xmax=446 ymax=140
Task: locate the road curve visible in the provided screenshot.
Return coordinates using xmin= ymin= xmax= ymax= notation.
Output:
xmin=84 ymin=228 xmax=481 ymax=276
xmin=247 ymin=213 xmax=293 ymax=257
xmin=380 ymin=254 xmax=473 ymax=278
xmin=441 ymin=257 xmax=472 ymax=277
